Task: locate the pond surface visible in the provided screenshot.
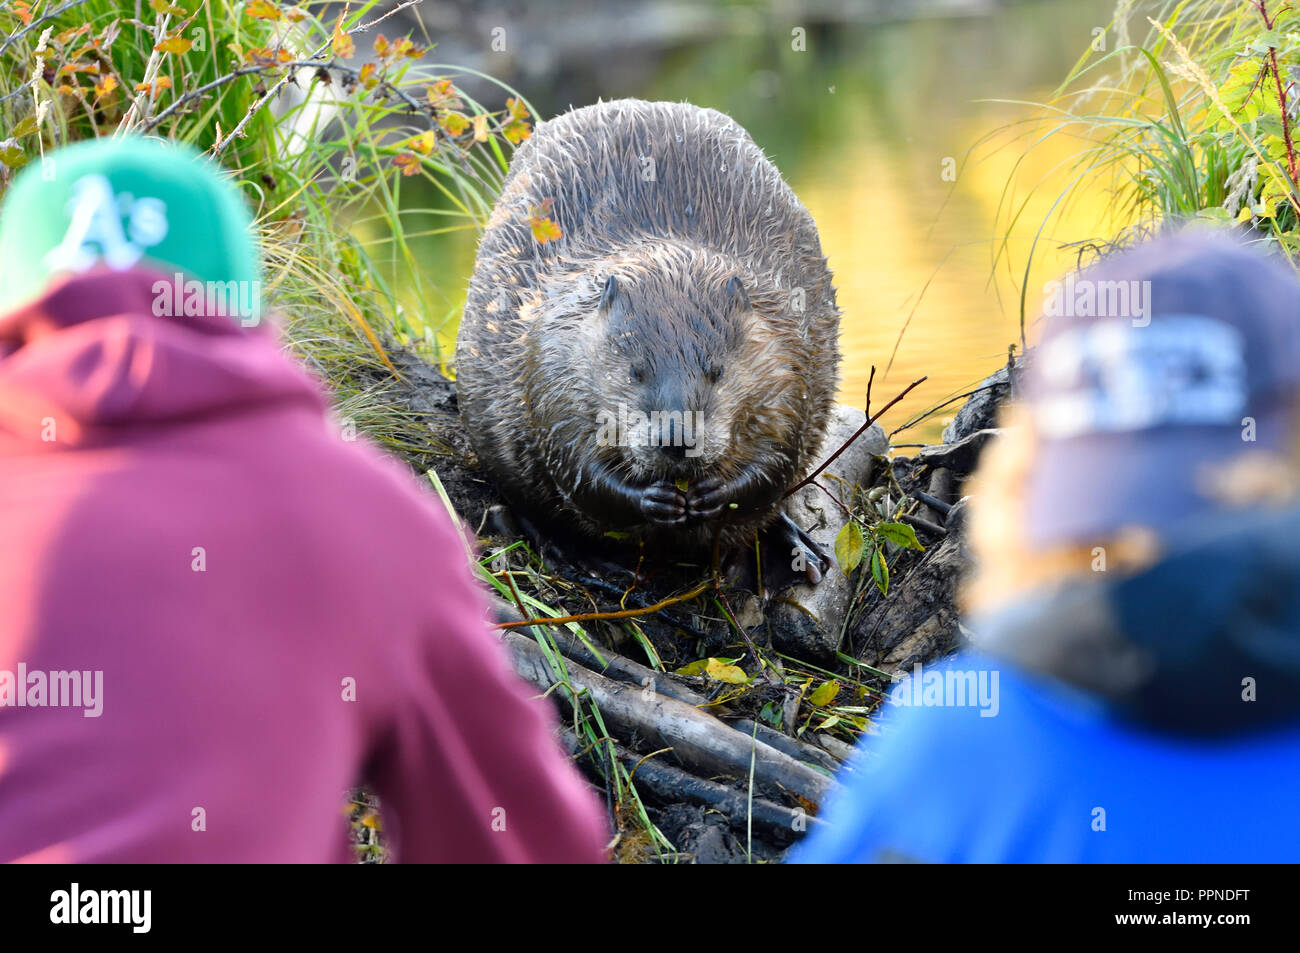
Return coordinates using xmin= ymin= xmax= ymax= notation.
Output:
xmin=381 ymin=0 xmax=1121 ymax=442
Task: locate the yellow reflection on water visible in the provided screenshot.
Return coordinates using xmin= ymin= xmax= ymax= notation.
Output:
xmin=801 ymin=124 xmax=1118 ymax=444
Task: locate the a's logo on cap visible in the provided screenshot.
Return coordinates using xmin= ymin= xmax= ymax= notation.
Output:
xmin=43 ymin=173 xmax=169 ymax=274
xmin=1034 ymin=315 xmax=1248 ymax=439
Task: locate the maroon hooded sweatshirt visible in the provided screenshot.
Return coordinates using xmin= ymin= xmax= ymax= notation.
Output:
xmin=0 ymin=269 xmax=609 ymax=863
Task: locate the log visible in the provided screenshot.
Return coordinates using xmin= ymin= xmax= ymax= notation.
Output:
xmin=605 ymin=737 xmax=824 ymax=842
xmin=505 ymin=631 xmax=835 ymax=806
xmin=494 ymin=597 xmax=843 ymax=773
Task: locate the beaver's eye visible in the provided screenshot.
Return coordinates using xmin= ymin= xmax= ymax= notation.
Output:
xmin=705 ymin=363 xmax=724 ymax=384
xmin=630 ymin=366 xmax=646 ymax=384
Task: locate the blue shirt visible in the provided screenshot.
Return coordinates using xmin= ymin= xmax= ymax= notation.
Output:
xmin=792 ymin=655 xmax=1300 ymax=863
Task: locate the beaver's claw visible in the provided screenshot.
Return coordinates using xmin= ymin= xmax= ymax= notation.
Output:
xmin=776 ymin=512 xmax=832 ymax=584
xmin=640 ymin=482 xmax=687 ymax=525
xmin=685 ymin=476 xmax=728 ymax=520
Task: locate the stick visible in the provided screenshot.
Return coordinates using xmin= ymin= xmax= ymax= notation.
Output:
xmin=505 ymin=632 xmax=835 ymax=806
xmin=784 ymin=372 xmax=927 ymax=500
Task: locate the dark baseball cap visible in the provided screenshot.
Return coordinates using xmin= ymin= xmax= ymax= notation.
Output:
xmin=1022 ymin=230 xmax=1300 ymax=548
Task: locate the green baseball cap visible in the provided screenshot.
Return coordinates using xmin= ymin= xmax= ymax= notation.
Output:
xmin=0 ymin=136 xmax=261 ymax=323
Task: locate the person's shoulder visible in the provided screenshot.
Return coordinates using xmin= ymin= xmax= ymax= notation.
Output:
xmin=794 ymin=655 xmax=1106 ymax=864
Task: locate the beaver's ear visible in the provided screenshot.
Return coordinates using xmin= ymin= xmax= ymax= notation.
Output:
xmin=726 ymin=275 xmax=751 ymax=313
xmin=598 ymin=275 xmax=620 ymax=316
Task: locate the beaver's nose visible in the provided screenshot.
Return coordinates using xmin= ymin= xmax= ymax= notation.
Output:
xmin=658 ymin=442 xmax=688 ymax=461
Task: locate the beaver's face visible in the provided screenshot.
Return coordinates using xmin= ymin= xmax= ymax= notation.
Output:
xmin=593 ymin=273 xmax=751 ymax=479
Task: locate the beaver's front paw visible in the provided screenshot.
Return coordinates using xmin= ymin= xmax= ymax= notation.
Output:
xmin=640 ymin=482 xmax=687 ymax=525
xmin=686 ymin=476 xmax=729 ymax=520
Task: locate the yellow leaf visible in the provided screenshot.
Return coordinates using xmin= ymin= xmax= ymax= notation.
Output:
xmin=425 ymin=79 xmax=461 ymax=110
xmin=93 ymin=75 xmax=118 ymax=97
xmin=472 ymin=113 xmax=489 ymax=143
xmin=673 ymin=658 xmax=710 ymax=677
xmin=506 ymin=96 xmax=529 ymax=121
xmin=835 ymin=521 xmax=865 ymax=574
xmin=439 ymin=111 xmax=469 ymax=136
xmin=808 ymin=679 xmax=840 ymax=707
xmin=245 ymin=0 xmax=281 ymax=19
xmin=705 ymin=657 xmax=750 ymax=685
xmin=529 ymin=216 xmax=561 ymax=244
xmin=154 ymin=35 xmax=192 ymax=54
xmin=331 ymin=16 xmax=355 ymax=58
xmin=502 ymin=118 xmax=531 ymax=145
xmin=412 ymin=130 xmax=436 ymax=155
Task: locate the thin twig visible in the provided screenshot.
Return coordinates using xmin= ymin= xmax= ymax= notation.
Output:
xmin=498 ymin=580 xmax=713 ymax=629
xmin=0 ymin=0 xmax=94 ymax=60
xmin=784 ymin=371 xmax=928 ymax=500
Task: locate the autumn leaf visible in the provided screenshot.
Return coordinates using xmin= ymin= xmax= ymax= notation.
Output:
xmin=93 ymin=75 xmax=118 ymax=98
xmin=506 ymin=96 xmax=530 ymax=121
xmin=411 ymin=130 xmax=436 ymax=155
xmin=284 ymin=5 xmax=306 ymax=22
xmin=154 ymin=34 xmax=192 ymax=54
xmin=529 ymin=217 xmax=561 ymax=243
xmin=56 ymin=24 xmax=91 ymax=45
xmin=392 ymin=37 xmax=423 ymax=58
xmin=358 ymin=62 xmax=378 ymax=89
xmin=808 ymin=679 xmax=840 ymax=707
xmin=502 ymin=118 xmax=531 ymax=144
xmin=245 ymin=0 xmax=281 ymax=19
xmin=439 ymin=111 xmax=470 ymax=137
xmin=472 ymin=113 xmax=489 ymax=143
xmin=527 ymin=200 xmax=561 ymax=243
xmin=247 ymin=46 xmax=291 ymax=65
xmin=834 ymin=521 xmax=865 ymax=574
xmin=704 ymin=657 xmax=750 ymax=685
xmin=331 ymin=16 xmax=355 ymax=58
xmin=426 ymin=79 xmax=462 ymax=110
xmin=374 ymin=35 xmax=389 ymax=56
xmin=392 ymin=152 xmax=421 ymax=176
xmin=673 ymin=656 xmax=749 ymax=683
xmin=13 ymin=2 xmax=34 ymax=25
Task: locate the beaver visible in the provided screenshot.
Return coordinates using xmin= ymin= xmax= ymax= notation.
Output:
xmin=456 ymin=99 xmax=841 ymax=582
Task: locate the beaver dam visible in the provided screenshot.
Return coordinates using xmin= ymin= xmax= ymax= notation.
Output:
xmin=310 ymin=334 xmax=1014 ymax=863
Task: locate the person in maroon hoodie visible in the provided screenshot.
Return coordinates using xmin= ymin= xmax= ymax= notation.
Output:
xmin=0 ymin=138 xmax=609 ymax=863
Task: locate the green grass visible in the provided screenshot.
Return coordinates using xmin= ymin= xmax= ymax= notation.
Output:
xmin=983 ymin=0 xmax=1300 ymax=339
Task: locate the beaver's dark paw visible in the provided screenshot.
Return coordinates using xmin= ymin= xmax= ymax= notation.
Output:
xmin=685 ymin=476 xmax=728 ymax=520
xmin=640 ymin=482 xmax=687 ymax=525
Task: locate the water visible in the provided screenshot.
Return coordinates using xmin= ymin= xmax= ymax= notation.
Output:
xmin=378 ymin=0 xmax=1121 ymax=443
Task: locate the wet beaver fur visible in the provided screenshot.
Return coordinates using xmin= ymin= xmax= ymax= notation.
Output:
xmin=456 ymin=99 xmax=841 ymax=583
